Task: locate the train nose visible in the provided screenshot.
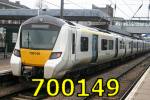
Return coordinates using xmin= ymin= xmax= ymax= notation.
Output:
xmin=20 ymin=49 xmax=52 ymax=67
xmin=44 ymin=58 xmax=63 ymax=79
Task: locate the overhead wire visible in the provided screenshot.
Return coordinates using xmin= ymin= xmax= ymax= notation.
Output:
xmin=65 ymin=0 xmax=85 ymax=9
xmin=122 ymin=0 xmax=134 ymax=13
xmin=43 ymin=0 xmax=60 ymax=8
xmin=107 ymin=0 xmax=130 ymax=18
xmin=132 ymin=1 xmax=143 ymax=18
xmin=43 ymin=0 xmax=146 ymax=20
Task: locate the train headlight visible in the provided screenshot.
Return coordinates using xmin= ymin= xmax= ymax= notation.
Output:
xmin=50 ymin=52 xmax=62 ymax=59
xmin=13 ymin=49 xmax=20 ymax=57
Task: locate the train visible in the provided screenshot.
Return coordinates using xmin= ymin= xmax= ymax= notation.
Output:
xmin=10 ymin=15 xmax=150 ymax=79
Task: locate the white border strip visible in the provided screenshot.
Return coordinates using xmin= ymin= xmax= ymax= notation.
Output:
xmin=125 ymin=67 xmax=150 ymax=100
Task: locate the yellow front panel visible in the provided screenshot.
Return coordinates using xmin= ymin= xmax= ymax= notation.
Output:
xmin=21 ymin=49 xmax=52 ymax=67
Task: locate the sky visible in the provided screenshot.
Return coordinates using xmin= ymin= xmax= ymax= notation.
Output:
xmin=10 ymin=0 xmax=150 ymax=20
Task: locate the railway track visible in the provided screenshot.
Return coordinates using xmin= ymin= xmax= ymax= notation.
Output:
xmin=0 ymin=70 xmax=31 ymax=99
xmin=1 ymin=54 xmax=150 ymax=100
xmin=0 ymin=70 xmax=15 ymax=87
xmin=119 ymin=62 xmax=149 ymax=100
xmin=86 ymin=56 xmax=150 ymax=100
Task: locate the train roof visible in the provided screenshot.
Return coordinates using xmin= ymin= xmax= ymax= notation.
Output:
xmin=22 ymin=15 xmax=66 ymax=27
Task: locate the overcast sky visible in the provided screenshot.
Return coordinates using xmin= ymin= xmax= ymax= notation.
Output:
xmin=10 ymin=0 xmax=150 ymax=19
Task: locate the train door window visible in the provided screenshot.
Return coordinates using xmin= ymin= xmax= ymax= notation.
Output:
xmin=109 ymin=40 xmax=114 ymax=50
xmin=129 ymin=42 xmax=131 ymax=49
xmin=122 ymin=41 xmax=124 ymax=49
xmin=123 ymin=41 xmax=125 ymax=49
xmin=123 ymin=43 xmax=125 ymax=49
xmin=120 ymin=40 xmax=125 ymax=49
xmin=101 ymin=39 xmax=108 ymax=50
xmin=81 ymin=37 xmax=88 ymax=51
xmin=72 ymin=34 xmax=75 ymax=54
xmin=120 ymin=41 xmax=123 ymax=49
xmin=134 ymin=42 xmax=137 ymax=48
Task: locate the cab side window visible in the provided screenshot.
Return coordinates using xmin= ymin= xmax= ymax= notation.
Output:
xmin=81 ymin=37 xmax=88 ymax=51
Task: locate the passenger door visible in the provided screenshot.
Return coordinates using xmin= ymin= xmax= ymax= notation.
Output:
xmin=91 ymin=35 xmax=98 ymax=63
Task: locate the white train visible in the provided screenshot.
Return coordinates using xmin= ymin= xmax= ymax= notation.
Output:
xmin=10 ymin=15 xmax=150 ymax=79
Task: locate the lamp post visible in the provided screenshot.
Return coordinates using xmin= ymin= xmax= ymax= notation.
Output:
xmin=60 ymin=0 xmax=64 ymax=19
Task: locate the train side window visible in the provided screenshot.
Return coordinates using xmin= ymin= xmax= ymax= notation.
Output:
xmin=101 ymin=39 xmax=107 ymax=50
xmin=81 ymin=37 xmax=88 ymax=51
xmin=109 ymin=40 xmax=113 ymax=50
xmin=72 ymin=34 xmax=75 ymax=54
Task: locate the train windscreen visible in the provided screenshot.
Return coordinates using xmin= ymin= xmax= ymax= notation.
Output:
xmin=20 ymin=24 xmax=60 ymax=50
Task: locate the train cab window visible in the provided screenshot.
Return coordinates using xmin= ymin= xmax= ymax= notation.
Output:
xmin=101 ymin=39 xmax=108 ymax=50
xmin=21 ymin=24 xmax=60 ymax=50
xmin=81 ymin=37 xmax=88 ymax=51
xmin=109 ymin=40 xmax=114 ymax=50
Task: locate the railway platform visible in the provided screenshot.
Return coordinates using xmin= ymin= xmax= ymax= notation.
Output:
xmin=126 ymin=66 xmax=150 ymax=100
xmin=0 ymin=53 xmax=11 ymax=72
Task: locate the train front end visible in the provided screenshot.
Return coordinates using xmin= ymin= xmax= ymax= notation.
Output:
xmin=10 ymin=15 xmax=67 ymax=79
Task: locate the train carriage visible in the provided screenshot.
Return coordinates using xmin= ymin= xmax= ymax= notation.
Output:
xmin=10 ymin=15 xmax=150 ymax=79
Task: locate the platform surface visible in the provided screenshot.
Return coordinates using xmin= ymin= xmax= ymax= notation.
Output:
xmin=0 ymin=53 xmax=11 ymax=71
xmin=0 ymin=58 xmax=10 ymax=71
xmin=126 ymin=67 xmax=150 ymax=100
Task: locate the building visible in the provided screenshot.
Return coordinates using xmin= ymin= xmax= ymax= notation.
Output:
xmin=92 ymin=4 xmax=113 ymax=18
xmin=0 ymin=0 xmax=29 ymax=52
xmin=0 ymin=0 xmax=29 ymax=9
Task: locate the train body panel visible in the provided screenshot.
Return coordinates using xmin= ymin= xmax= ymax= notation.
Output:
xmin=75 ymin=28 xmax=93 ymax=64
xmin=97 ymin=33 xmax=116 ymax=64
xmin=10 ymin=15 xmax=150 ymax=79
